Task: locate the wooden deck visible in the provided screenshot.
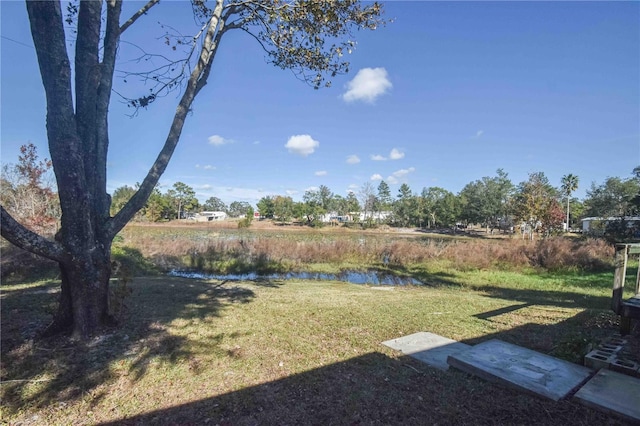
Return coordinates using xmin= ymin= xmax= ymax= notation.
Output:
xmin=612 ymin=244 xmax=640 ymax=334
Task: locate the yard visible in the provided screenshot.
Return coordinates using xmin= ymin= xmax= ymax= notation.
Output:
xmin=1 ymin=224 xmax=638 ymax=425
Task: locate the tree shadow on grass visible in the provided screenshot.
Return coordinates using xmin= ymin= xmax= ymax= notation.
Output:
xmin=380 ymin=260 xmax=634 ymax=365
xmin=93 ymin=351 xmax=627 ymax=426
xmin=0 ymin=276 xmax=263 ymax=417
xmin=475 ymin=285 xmax=612 ymax=310
xmin=460 ymin=281 xmax=639 ymax=364
xmin=380 ymin=262 xmax=615 ymax=311
xmin=466 ymin=304 xmax=640 ymax=366
xmin=88 ymin=281 xmax=639 ymax=425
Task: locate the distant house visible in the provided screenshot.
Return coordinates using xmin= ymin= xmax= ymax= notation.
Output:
xmin=358 ymin=211 xmax=392 ymax=222
xmin=582 ymin=216 xmax=640 ymax=234
xmin=191 ymin=211 xmax=227 ymax=222
xmin=317 ymin=211 xmax=392 ymax=223
xmin=319 ymin=212 xmax=353 ymax=223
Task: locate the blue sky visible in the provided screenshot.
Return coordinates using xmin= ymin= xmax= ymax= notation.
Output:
xmin=2 ymin=1 xmax=639 ymax=206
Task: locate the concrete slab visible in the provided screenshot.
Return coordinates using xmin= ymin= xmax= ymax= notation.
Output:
xmin=574 ymin=369 xmax=640 ymax=422
xmin=447 ymin=339 xmax=592 ymax=401
xmin=382 ymin=332 xmax=471 ymax=371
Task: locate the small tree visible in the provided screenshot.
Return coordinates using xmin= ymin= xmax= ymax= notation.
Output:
xmin=391 ymin=183 xmax=413 ymax=227
xmin=513 ymin=172 xmax=561 ymax=239
xmin=345 ymin=191 xmax=361 ymax=220
xmin=302 ymin=189 xmax=326 ymax=226
xmin=273 ymin=195 xmax=295 ymax=223
xmin=256 ymin=196 xmax=275 ymax=219
xmin=560 ymin=173 xmax=579 ymax=231
xmin=377 ymin=180 xmax=392 ymax=211
xmin=0 ymin=144 xmax=59 ymax=235
xmin=144 ymin=187 xmax=170 ymax=222
xmin=203 ymin=196 xmax=228 ymax=213
xmin=110 ymin=185 xmax=137 ymax=217
xmin=584 ymin=176 xmax=640 ymax=218
xmin=459 ymin=169 xmax=513 ymax=232
xmin=358 ymin=182 xmax=377 ymax=223
xmin=228 ymin=201 xmax=251 ymax=218
xmin=238 ymin=206 xmax=254 ymax=228
xmin=167 ymin=182 xmax=197 ymax=219
xmin=419 ymin=186 xmax=458 ymax=229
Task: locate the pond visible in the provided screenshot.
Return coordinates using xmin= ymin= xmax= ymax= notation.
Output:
xmin=168 ymin=269 xmax=423 ymax=286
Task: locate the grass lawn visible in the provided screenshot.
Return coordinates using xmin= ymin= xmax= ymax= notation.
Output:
xmin=1 ymin=269 xmax=637 ymax=425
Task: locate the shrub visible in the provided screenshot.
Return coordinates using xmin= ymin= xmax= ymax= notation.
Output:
xmin=238 ymin=218 xmax=251 ymax=228
xmin=530 ymin=237 xmax=612 ymax=271
xmin=111 ymin=245 xmax=157 ymax=276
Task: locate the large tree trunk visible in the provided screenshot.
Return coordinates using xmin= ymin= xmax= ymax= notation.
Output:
xmin=44 ymin=242 xmax=113 ymax=339
xmin=65 ymin=244 xmax=113 ymax=339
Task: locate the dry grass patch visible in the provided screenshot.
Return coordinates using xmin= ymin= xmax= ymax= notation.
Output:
xmin=119 ymin=224 xmax=613 ymax=276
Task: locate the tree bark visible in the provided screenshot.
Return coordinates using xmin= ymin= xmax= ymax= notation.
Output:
xmin=65 ymin=244 xmax=113 ymax=339
xmin=36 ymin=234 xmax=113 ymax=339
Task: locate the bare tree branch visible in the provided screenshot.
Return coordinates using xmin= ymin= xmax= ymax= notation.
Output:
xmin=105 ymin=0 xmax=226 ymax=239
xmin=1 ymin=207 xmax=65 ymax=263
xmin=115 ymin=20 xmax=210 ymax=113
xmin=194 ymin=11 xmax=227 ymax=96
xmin=120 ymin=0 xmax=159 ymax=34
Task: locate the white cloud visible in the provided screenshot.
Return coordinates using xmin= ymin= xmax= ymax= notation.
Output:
xmin=208 ymin=134 xmax=234 ymax=146
xmin=472 ymin=130 xmax=484 ymax=139
xmin=389 ymin=148 xmax=404 ymax=160
xmin=286 ymin=189 xmax=299 ymax=196
xmin=342 ymin=67 xmax=392 ymax=103
xmin=392 ymin=167 xmax=415 ymax=178
xmin=315 ymin=170 xmax=328 ymax=176
xmin=348 ymin=183 xmax=359 ymax=191
xmin=371 ymin=154 xmax=386 ymax=161
xmin=387 ymin=167 xmax=415 ymax=184
xmin=195 ymin=164 xmax=216 ymax=170
xmin=370 ymin=173 xmax=383 ymax=181
xmin=305 ymin=186 xmax=319 ymax=192
xmin=285 ymin=134 xmax=319 ymax=156
xmin=346 ymin=154 xmax=361 ymax=164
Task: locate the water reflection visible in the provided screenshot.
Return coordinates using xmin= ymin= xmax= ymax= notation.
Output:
xmin=168 ymin=269 xmax=422 ymax=286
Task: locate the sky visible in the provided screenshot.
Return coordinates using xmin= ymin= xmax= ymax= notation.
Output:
xmin=1 ymin=1 xmax=639 ymax=206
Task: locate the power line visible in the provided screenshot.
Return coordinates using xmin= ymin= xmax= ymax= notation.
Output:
xmin=1 ymin=35 xmax=35 ymax=51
